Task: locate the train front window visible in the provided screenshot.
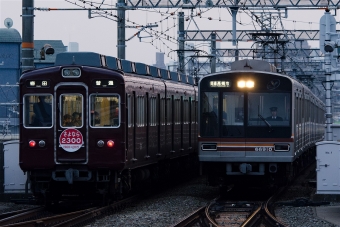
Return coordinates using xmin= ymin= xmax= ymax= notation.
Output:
xmin=222 ymin=92 xmax=244 ymax=137
xmin=90 ymin=94 xmax=120 ymax=127
xmin=248 ymin=93 xmax=290 ymax=127
xmin=201 ymin=92 xmax=219 ymax=137
xmin=60 ymin=94 xmax=83 ymax=128
xmin=201 ymin=92 xmax=244 ymax=137
xmin=24 ymin=94 xmax=53 ymax=128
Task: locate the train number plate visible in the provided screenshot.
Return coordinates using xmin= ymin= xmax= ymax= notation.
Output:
xmin=254 ymin=147 xmax=273 ymax=151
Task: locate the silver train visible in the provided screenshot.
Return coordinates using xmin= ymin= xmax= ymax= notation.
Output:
xmin=198 ymin=59 xmax=325 ymax=186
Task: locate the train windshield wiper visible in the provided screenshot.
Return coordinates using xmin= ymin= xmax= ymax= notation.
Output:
xmin=258 ymin=114 xmax=273 ymax=131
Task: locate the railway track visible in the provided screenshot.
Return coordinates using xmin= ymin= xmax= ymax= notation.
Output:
xmin=208 ymin=200 xmax=260 ymax=227
xmin=171 ymin=187 xmax=288 ymax=227
xmin=172 ymin=160 xmax=317 ymax=227
xmin=0 ymin=195 xmax=139 ymax=227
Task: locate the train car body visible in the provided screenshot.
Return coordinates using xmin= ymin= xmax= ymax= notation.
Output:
xmin=198 ymin=59 xmax=325 ymax=186
xmin=19 ymin=52 xmax=197 ymax=202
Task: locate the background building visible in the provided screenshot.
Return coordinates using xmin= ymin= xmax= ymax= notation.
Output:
xmin=153 ymin=52 xmax=166 ymax=69
xmin=0 ymin=25 xmax=21 ymax=140
xmin=68 ymin=42 xmax=79 ymax=52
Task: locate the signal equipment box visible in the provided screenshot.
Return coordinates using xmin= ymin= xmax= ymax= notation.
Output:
xmin=316 ymin=141 xmax=340 ymax=194
xmin=3 ymin=141 xmax=27 ymax=193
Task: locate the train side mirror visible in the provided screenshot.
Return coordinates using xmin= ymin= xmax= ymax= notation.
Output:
xmin=40 ymin=44 xmax=55 ymax=60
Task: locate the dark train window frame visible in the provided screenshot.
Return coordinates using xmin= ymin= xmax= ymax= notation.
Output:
xmin=23 ymin=94 xmax=53 ymax=128
xmin=89 ymin=93 xmax=121 ymax=128
xmin=59 ymin=93 xmax=84 ymax=129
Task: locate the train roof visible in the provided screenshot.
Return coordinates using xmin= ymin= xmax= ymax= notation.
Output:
xmin=55 ymin=52 xmax=104 ymax=67
xmin=230 ymin=59 xmax=277 ymax=72
xmin=54 ymin=52 xmax=196 ymax=86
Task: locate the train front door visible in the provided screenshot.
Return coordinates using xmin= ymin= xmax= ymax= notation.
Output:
xmin=55 ymin=84 xmax=87 ymax=163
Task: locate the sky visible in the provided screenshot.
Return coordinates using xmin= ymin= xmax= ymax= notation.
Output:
xmin=0 ymin=0 xmax=335 ymax=66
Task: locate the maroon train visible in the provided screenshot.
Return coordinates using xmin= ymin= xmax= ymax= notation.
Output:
xmin=19 ymin=52 xmax=197 ymax=202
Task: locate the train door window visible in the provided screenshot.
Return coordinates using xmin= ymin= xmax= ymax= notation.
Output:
xmin=23 ymin=94 xmax=53 ymax=128
xmin=190 ymin=98 xmax=194 ymax=124
xmin=174 ymin=98 xmax=181 ymax=125
xmin=183 ymin=99 xmax=189 ymax=124
xmin=221 ymin=92 xmax=244 ymax=125
xmin=248 ymin=92 xmax=291 ymax=127
xmin=150 ymin=96 xmax=157 ymax=126
xmin=221 ymin=92 xmax=244 ymax=137
xmin=89 ymin=94 xmax=120 ymax=127
xmin=127 ymin=94 xmax=134 ymax=127
xmin=60 ymin=94 xmax=83 ymax=128
xmin=201 ymin=92 xmax=219 ymax=137
xmin=136 ymin=95 xmax=145 ymax=127
xmin=160 ymin=97 xmax=165 ymax=125
xmin=166 ymin=96 xmax=172 ymax=125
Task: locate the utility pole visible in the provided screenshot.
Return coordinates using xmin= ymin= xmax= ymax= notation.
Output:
xmin=177 ymin=11 xmax=185 ymax=74
xmin=117 ymin=0 xmax=126 ymax=59
xmin=320 ymin=9 xmax=337 ymax=141
xmin=21 ymin=0 xmax=35 ymax=72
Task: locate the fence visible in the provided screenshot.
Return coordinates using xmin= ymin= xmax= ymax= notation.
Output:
xmin=0 ymin=103 xmax=19 ymax=142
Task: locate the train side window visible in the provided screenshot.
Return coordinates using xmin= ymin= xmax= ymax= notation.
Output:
xmin=90 ymin=94 xmax=120 ymax=127
xmin=24 ymin=94 xmax=53 ymax=128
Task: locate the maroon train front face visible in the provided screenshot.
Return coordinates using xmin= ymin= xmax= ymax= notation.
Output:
xmin=20 ymin=66 xmax=125 ymax=171
xmin=19 ymin=52 xmax=197 ymax=202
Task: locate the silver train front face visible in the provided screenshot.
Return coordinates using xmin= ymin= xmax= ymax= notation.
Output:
xmin=198 ymin=59 xmax=325 ymax=185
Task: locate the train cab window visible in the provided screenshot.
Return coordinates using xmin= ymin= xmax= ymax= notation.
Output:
xmin=24 ymin=94 xmax=53 ymax=128
xmin=248 ymin=93 xmax=290 ymax=127
xmin=90 ymin=94 xmax=120 ymax=127
xmin=221 ymin=92 xmax=244 ymax=137
xmin=201 ymin=92 xmax=219 ymax=137
xmin=60 ymin=94 xmax=83 ymax=128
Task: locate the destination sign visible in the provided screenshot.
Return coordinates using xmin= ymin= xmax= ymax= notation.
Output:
xmin=209 ymin=80 xmax=231 ymax=87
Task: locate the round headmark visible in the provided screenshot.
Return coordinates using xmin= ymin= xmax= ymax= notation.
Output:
xmin=59 ymin=128 xmax=83 ymax=152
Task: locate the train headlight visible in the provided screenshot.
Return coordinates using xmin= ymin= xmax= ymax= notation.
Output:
xmin=237 ymin=81 xmax=245 ymax=88
xmin=62 ymin=68 xmax=81 ymax=77
xmin=237 ymin=80 xmax=254 ymax=88
xmin=72 ymin=69 xmax=81 ymax=76
xmin=29 ymin=140 xmax=36 ymax=148
xmin=63 ymin=69 xmax=71 ymax=76
xmin=246 ymin=81 xmax=254 ymax=88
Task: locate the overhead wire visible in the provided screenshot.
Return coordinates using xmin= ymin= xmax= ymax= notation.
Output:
xmin=64 ymin=0 xmax=323 ymax=78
